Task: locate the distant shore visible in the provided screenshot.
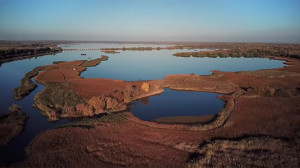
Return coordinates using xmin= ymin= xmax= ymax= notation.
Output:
xmin=0 ymin=41 xmax=62 ymax=65
xmin=1 ymin=41 xmax=300 ymax=66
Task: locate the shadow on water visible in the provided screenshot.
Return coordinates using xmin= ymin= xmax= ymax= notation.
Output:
xmin=0 ymin=81 xmax=76 ymax=164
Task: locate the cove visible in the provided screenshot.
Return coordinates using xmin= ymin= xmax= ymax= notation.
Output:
xmin=130 ymin=89 xmax=225 ymax=123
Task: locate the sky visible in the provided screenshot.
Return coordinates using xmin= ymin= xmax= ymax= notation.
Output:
xmin=0 ymin=0 xmax=300 ymax=43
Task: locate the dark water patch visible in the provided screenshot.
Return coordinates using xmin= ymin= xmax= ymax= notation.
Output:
xmin=130 ymin=89 xmax=225 ymax=122
xmin=0 ymin=80 xmax=76 ymax=164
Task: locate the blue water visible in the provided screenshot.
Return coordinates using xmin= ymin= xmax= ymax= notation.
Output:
xmin=131 ymin=89 xmax=224 ymax=121
xmin=80 ymin=50 xmax=285 ymax=81
xmin=0 ymin=43 xmax=285 ymax=164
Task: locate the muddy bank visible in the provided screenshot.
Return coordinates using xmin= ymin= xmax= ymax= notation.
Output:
xmin=0 ymin=105 xmax=28 ymax=146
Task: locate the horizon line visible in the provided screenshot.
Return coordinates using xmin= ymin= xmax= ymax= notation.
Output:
xmin=0 ymin=40 xmax=299 ymax=45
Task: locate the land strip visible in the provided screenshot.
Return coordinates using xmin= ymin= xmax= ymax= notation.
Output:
xmin=0 ymin=41 xmax=62 ymax=65
xmin=0 ymin=104 xmax=28 ymax=146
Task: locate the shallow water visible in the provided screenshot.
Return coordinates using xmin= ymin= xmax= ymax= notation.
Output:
xmin=0 ymin=43 xmax=285 ymax=163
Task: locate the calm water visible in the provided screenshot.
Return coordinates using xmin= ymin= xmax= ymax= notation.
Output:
xmin=61 ymin=42 xmax=172 ymax=49
xmin=0 ymin=43 xmax=285 ymax=163
xmin=0 ymin=79 xmax=72 ymax=163
xmin=80 ymin=50 xmax=285 ymax=81
xmin=131 ymin=89 xmax=224 ymax=121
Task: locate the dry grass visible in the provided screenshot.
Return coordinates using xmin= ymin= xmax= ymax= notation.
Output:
xmin=189 ymin=136 xmax=299 ymax=167
xmin=59 ymin=113 xmax=129 ymax=128
xmin=13 ymin=67 xmax=43 ymax=100
xmin=34 ymin=82 xmax=84 ymax=120
xmin=0 ymin=104 xmax=28 ymax=146
xmin=81 ymin=55 xmax=108 ymax=67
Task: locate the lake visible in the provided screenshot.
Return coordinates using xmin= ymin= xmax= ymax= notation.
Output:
xmin=80 ymin=49 xmax=284 ymax=81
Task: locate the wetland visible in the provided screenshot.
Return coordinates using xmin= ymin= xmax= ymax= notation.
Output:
xmin=0 ymin=42 xmax=299 ymax=167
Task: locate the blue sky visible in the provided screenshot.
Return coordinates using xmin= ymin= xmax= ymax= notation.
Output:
xmin=0 ymin=0 xmax=299 ymax=43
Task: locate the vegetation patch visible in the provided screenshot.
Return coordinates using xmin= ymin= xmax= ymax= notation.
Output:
xmin=0 ymin=104 xmax=28 ymax=146
xmin=0 ymin=42 xmax=62 ymax=65
xmin=239 ymin=70 xmax=300 ymax=78
xmin=59 ymin=113 xmax=129 ymax=128
xmin=189 ymin=136 xmax=298 ymax=167
xmin=53 ymin=61 xmax=66 ymax=64
xmin=34 ymin=82 xmax=85 ymax=120
xmin=13 ymin=66 xmax=44 ymax=100
xmin=81 ymin=55 xmax=109 ymax=67
xmin=101 ymin=50 xmax=120 ymax=54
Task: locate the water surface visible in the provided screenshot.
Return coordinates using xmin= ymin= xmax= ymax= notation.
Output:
xmin=80 ymin=50 xmax=285 ymax=81
xmin=130 ymin=89 xmax=224 ymax=121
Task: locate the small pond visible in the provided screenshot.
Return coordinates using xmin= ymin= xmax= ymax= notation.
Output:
xmin=130 ymin=89 xmax=225 ymax=122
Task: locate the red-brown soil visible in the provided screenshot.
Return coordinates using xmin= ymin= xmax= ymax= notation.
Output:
xmin=13 ymin=56 xmax=300 ymax=167
xmin=35 ymin=60 xmax=86 ymax=84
